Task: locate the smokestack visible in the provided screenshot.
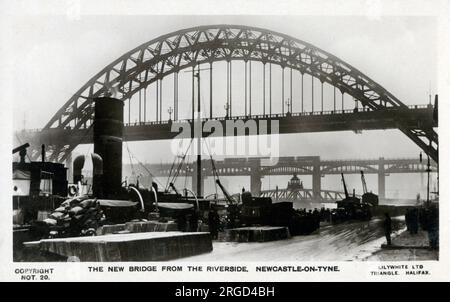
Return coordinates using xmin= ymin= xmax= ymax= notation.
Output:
xmin=93 ymin=97 xmax=124 ymax=199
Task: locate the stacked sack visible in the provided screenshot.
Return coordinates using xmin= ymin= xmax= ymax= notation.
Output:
xmin=43 ymin=196 xmax=106 ymax=236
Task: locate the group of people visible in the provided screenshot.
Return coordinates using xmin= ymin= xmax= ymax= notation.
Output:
xmin=207 ymin=208 xmax=221 ymax=240
xmin=420 ymin=205 xmax=439 ymax=249
xmin=175 ymin=210 xmax=199 ymax=233
xmin=405 ymin=208 xmax=419 ymax=235
xmin=383 ymin=205 xmax=439 ymax=249
xmin=293 ymin=208 xmax=321 ymax=232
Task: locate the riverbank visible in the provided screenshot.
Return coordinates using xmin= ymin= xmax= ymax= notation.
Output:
xmin=363 ymin=229 xmax=438 ymax=261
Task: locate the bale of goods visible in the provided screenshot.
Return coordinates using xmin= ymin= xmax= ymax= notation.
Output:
xmin=43 ymin=218 xmax=57 ymax=226
xmin=36 ymin=196 xmax=105 ymax=237
xmin=49 ymin=212 xmax=64 ymax=220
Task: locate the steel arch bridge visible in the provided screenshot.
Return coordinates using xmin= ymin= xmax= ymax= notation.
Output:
xmin=18 ymin=24 xmax=438 ymax=163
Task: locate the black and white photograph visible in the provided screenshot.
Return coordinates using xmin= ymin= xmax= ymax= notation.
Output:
xmin=1 ymin=0 xmax=449 ymax=283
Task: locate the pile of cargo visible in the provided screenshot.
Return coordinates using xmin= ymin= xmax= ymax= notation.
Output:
xmin=38 ymin=196 xmax=105 ymax=237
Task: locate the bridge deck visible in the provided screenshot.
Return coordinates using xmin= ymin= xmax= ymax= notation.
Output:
xmin=18 ymin=106 xmax=435 ymax=147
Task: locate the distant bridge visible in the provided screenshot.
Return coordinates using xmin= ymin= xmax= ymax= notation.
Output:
xmin=126 ymin=156 xmax=437 ymax=199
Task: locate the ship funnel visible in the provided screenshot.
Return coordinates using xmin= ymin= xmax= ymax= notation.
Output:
xmin=93 ymin=97 xmax=124 ymax=199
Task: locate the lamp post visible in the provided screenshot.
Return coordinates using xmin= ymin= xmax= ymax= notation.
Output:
xmin=224 ymin=102 xmax=230 ymax=118
xmin=285 ymin=98 xmax=291 ymax=114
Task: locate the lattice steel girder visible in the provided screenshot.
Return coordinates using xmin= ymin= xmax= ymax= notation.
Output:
xmin=31 ymin=24 xmax=437 ymax=163
xmin=260 ymin=189 xmax=353 ymax=201
xmin=19 ymin=105 xmax=436 ymax=163
xmin=141 ymin=156 xmax=436 ymax=178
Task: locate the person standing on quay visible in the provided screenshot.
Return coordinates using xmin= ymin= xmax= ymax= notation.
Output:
xmin=384 ymin=213 xmax=392 ymax=246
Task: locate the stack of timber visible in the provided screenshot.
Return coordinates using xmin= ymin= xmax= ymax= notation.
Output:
xmin=97 ymin=220 xmax=179 ymax=235
xmin=24 ymin=231 xmax=213 ymax=261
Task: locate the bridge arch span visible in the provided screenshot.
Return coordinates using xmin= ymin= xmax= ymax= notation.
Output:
xmin=321 ymin=164 xmax=379 ymax=174
xmin=32 ymin=25 xmax=437 ymax=163
xmin=261 ymin=165 xmax=313 ymax=175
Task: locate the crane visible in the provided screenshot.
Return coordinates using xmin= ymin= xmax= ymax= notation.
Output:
xmin=360 ymin=170 xmax=379 ymax=206
xmin=215 ymin=179 xmax=237 ymax=205
xmin=341 ymin=173 xmax=349 ymax=199
xmin=360 ymin=171 xmax=368 ymax=194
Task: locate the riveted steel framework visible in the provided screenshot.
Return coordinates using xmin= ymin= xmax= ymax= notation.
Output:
xmin=260 ymin=188 xmax=352 ymax=202
xmin=141 ymin=157 xmax=437 ymax=177
xmin=36 ymin=25 xmax=437 ymax=162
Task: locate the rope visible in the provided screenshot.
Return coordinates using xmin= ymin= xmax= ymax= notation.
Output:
xmin=165 ymin=154 xmax=179 ymax=191
xmin=125 ymin=142 xmax=136 ymax=182
xmin=183 ymin=154 xmax=190 ymax=190
xmin=126 ymin=146 xmax=164 ymax=188
xmin=165 ymin=137 xmax=194 ymax=190
xmin=202 ymin=137 xmax=220 ymax=198
xmin=169 ymin=138 xmax=194 ymax=187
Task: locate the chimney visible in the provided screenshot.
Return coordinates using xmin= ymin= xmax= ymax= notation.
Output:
xmin=93 ymin=97 xmax=124 ymax=199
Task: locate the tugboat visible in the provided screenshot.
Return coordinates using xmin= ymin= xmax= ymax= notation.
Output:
xmin=16 ymin=97 xmax=213 ymax=262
